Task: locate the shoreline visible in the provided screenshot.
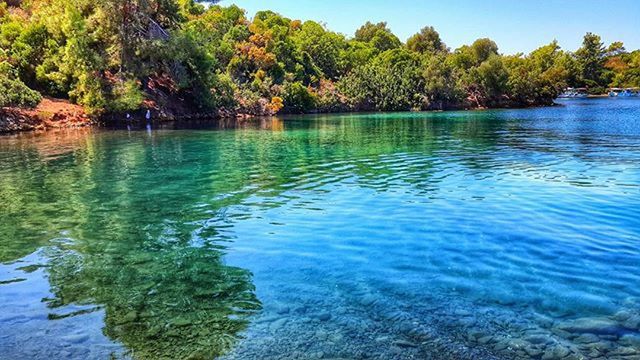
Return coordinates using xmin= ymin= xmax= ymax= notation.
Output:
xmin=0 ymin=97 xmax=623 ymax=135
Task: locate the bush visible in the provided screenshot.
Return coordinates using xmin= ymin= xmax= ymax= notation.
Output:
xmin=108 ymin=79 xmax=144 ymax=113
xmin=282 ymin=81 xmax=317 ymax=113
xmin=234 ymin=87 xmax=271 ymax=115
xmin=0 ymin=62 xmax=41 ymax=108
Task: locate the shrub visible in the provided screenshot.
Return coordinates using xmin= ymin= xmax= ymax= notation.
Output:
xmin=282 ymin=81 xmax=316 ymax=113
xmin=0 ymin=62 xmax=41 ymax=108
xmin=108 ymin=79 xmax=144 ymax=113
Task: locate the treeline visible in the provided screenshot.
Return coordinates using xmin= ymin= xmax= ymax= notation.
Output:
xmin=0 ymin=0 xmax=638 ymax=115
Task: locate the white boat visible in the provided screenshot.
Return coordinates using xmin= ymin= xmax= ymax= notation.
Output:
xmin=557 ymin=88 xmax=588 ymax=99
xmin=609 ymin=88 xmax=639 ymax=97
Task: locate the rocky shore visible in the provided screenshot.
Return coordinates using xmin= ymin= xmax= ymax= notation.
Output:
xmin=0 ymin=100 xmax=255 ymax=134
xmin=0 ymin=98 xmax=92 ymax=133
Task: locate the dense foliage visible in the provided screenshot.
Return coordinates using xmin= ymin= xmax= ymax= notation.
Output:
xmin=0 ymin=1 xmax=638 ymax=114
xmin=0 ymin=61 xmax=42 ymax=107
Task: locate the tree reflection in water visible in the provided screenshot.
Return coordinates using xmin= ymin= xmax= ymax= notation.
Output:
xmin=45 ymin=243 xmax=260 ymax=359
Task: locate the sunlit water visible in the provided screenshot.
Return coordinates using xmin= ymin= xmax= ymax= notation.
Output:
xmin=1 ymin=98 xmax=640 ymax=359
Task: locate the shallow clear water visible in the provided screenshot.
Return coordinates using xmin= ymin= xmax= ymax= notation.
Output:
xmin=1 ymin=98 xmax=640 ymax=359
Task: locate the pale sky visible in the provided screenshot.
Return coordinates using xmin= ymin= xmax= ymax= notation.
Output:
xmin=226 ymin=0 xmax=640 ymax=54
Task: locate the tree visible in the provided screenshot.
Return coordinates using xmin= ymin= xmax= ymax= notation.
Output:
xmin=0 ymin=61 xmax=42 ymax=107
xmin=282 ymin=81 xmax=316 ymax=112
xmin=2 ymin=1 xmax=635 ymax=116
xmin=354 ymin=21 xmax=401 ymax=52
xmin=339 ymin=49 xmax=425 ymax=111
xmin=471 ymin=38 xmax=499 ymax=64
xmin=407 ymin=26 xmax=447 ymax=54
xmin=575 ymin=32 xmax=607 ymax=89
xmin=504 ymin=41 xmax=570 ymax=106
xmin=607 ymin=41 xmax=626 ymax=57
xmin=293 ymin=21 xmax=345 ymax=79
xmin=422 ymin=53 xmax=463 ymax=109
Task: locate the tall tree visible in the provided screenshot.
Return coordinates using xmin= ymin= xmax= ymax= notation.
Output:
xmin=407 ymin=26 xmax=447 ymax=54
xmin=575 ymin=32 xmax=606 ymax=88
xmin=354 ymin=21 xmax=401 ymax=52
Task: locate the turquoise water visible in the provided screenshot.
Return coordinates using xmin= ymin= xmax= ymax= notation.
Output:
xmin=1 ymin=98 xmax=640 ymax=359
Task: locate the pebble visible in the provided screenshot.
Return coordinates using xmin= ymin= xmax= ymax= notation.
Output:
xmin=524 ymin=345 xmax=543 ymax=357
xmin=454 ymin=309 xmax=472 ymax=317
xmin=358 ymin=294 xmax=377 ymax=306
xmin=541 ymin=345 xmax=570 ymax=360
xmin=61 ymin=334 xmax=89 ymax=344
xmin=375 ymin=336 xmax=390 ymax=343
xmin=318 ymin=313 xmax=332 ymax=322
xmin=493 ymin=340 xmax=509 ymax=351
xmin=269 ymin=318 xmax=287 ymax=333
xmin=613 ymin=310 xmax=632 ymax=322
xmin=328 ymin=333 xmax=343 ymax=343
xmin=116 ymin=311 xmax=137 ymax=325
xmin=507 ymin=338 xmax=528 ymax=350
xmin=392 ymin=340 xmax=418 ymax=348
xmin=275 ymin=306 xmax=290 ymax=315
xmin=611 ymin=346 xmax=638 ymax=356
xmin=170 ymin=316 xmax=191 ymax=327
xmin=315 ymin=330 xmax=328 ymax=341
xmin=525 ymin=335 xmax=550 ymax=345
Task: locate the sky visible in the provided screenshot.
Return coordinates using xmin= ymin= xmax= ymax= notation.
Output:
xmin=226 ymin=0 xmax=640 ymax=54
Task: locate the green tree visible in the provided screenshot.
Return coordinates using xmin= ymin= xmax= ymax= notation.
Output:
xmin=407 ymin=26 xmax=447 ymax=54
xmin=282 ymin=81 xmax=317 ymax=112
xmin=354 ymin=21 xmax=401 ymax=52
xmin=422 ymin=53 xmax=463 ymax=109
xmin=0 ymin=61 xmax=42 ymax=107
xmin=575 ymin=32 xmax=607 ymax=90
xmin=339 ymin=49 xmax=425 ymax=111
xmin=293 ymin=21 xmax=345 ymax=79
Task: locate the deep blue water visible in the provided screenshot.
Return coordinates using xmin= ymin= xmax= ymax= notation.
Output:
xmin=1 ymin=98 xmax=639 ymax=359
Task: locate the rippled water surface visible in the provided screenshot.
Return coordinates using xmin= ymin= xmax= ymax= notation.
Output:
xmin=1 ymin=98 xmax=640 ymax=359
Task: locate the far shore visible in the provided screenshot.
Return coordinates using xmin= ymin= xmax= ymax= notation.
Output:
xmin=2 ymin=95 xmax=630 ymax=135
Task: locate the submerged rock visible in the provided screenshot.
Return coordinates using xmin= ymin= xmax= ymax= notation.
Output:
xmin=275 ymin=306 xmax=290 ymax=315
xmin=622 ymin=315 xmax=640 ymax=330
xmin=541 ymin=345 xmax=571 ymax=360
xmin=619 ymin=333 xmax=640 ymax=347
xmin=170 ymin=317 xmax=192 ymax=327
xmin=61 ymin=334 xmax=90 ymax=344
xmin=573 ymin=333 xmax=600 ymax=344
xmin=555 ymin=317 xmax=622 ymax=335
xmin=315 ymin=330 xmax=328 ymax=341
xmin=269 ymin=318 xmax=287 ymax=333
xmin=392 ymin=339 xmax=418 ymax=348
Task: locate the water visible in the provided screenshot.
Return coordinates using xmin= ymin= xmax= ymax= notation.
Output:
xmin=1 ymin=98 xmax=640 ymax=359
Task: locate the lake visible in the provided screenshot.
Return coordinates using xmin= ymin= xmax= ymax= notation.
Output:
xmin=1 ymin=98 xmax=640 ymax=359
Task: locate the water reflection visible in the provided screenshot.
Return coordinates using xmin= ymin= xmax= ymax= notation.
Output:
xmin=0 ymin=128 xmax=266 ymax=359
xmin=46 ymin=243 xmax=259 ymax=359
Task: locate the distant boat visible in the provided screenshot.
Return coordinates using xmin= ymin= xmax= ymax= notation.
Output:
xmin=557 ymin=88 xmax=588 ymax=99
xmin=609 ymin=88 xmax=639 ymax=97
